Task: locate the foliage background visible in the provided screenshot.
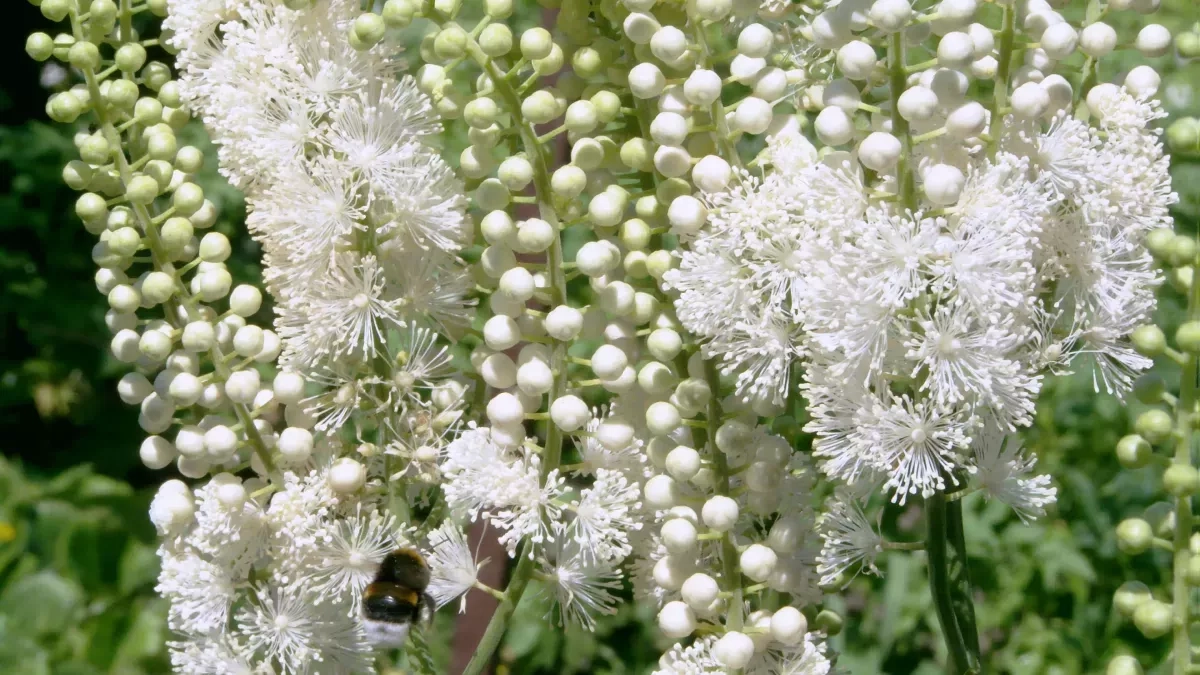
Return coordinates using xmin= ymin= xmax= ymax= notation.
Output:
xmin=0 ymin=1 xmax=1198 ymax=674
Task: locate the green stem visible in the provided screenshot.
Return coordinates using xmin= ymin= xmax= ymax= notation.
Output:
xmin=988 ymin=4 xmax=1015 ymax=156
xmin=461 ymin=541 xmax=535 ymax=675
xmin=887 ymin=32 xmax=915 ymax=210
xmin=925 ymin=493 xmax=975 ymax=675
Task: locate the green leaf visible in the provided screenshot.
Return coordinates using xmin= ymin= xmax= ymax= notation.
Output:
xmin=0 ymin=570 xmax=83 ymax=638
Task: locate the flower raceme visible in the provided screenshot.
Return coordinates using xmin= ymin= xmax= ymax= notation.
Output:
xmin=25 ymin=0 xmax=1180 ymax=672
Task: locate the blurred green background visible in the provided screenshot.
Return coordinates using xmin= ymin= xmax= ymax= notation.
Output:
xmin=2 ymin=1 xmax=1200 ymax=674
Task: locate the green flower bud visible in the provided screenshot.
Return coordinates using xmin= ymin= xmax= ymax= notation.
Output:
xmin=142 ymin=62 xmax=172 ymax=92
xmin=1169 ymin=234 xmax=1198 ymax=267
xmin=621 ymin=138 xmax=655 ymax=172
xmin=1164 ymin=464 xmax=1199 ymax=497
xmin=107 ymin=284 xmax=141 ymax=313
xmin=1130 ymin=324 xmax=1165 ymax=356
xmin=75 ymin=191 xmax=109 ymax=224
xmin=474 ymin=178 xmax=510 ymax=211
xmin=175 ymin=146 xmax=203 ymax=174
xmin=533 ymin=44 xmax=564 ymax=76
xmin=197 ymin=268 xmax=232 ymax=302
xmin=1116 ymin=518 xmax=1153 ymax=554
xmin=353 ymin=13 xmax=387 ymax=47
xmin=171 ymin=184 xmax=203 ymax=217
xmin=26 ymin=32 xmax=55 ymax=61
xmin=621 ymin=218 xmax=652 ymax=250
xmin=485 ymin=0 xmax=513 ymax=18
xmin=68 ymin=41 xmax=101 ymax=70
xmin=1132 ymin=599 xmax=1172 ymax=639
xmin=1178 ymin=31 xmax=1200 ymax=58
xmin=1177 ymin=320 xmax=1200 ymax=354
xmin=521 ymin=90 xmax=559 ymax=125
xmin=63 ymin=160 xmax=93 ymax=190
xmin=189 ymin=200 xmax=217 ymax=229
xmin=814 ymin=609 xmax=843 ymax=636
xmin=1170 ymin=266 xmax=1194 ymax=293
xmin=1146 ymin=227 xmax=1176 ymax=259
xmin=106 ymin=79 xmax=140 ymax=110
xmin=126 ymin=175 xmax=160 ymax=205
xmin=51 ymin=33 xmax=76 ymax=62
xmin=147 ymin=130 xmax=177 ymax=161
xmin=79 ymin=135 xmax=111 ymax=166
xmin=464 ymin=97 xmax=499 ymax=130
xmin=108 ymin=227 xmax=143 ymax=258
xmin=1113 ymin=580 xmax=1152 ymax=617
xmin=1135 ymin=409 xmax=1174 ymax=444
xmin=135 ymin=97 xmax=164 ymax=123
xmin=139 ymin=329 xmax=173 ymax=361
xmin=115 ymin=43 xmax=147 ymax=73
xmin=92 ymin=240 xmax=127 ymax=269
xmin=572 ymin=47 xmax=604 ymax=79
xmin=497 ymin=156 xmax=533 ymax=191
xmin=1167 ymin=117 xmax=1200 ymax=152
xmin=646 ymin=249 xmax=674 ymax=280
xmin=1186 ymin=556 xmax=1200 ymax=586
xmin=107 ymin=207 xmax=134 ymax=232
xmin=434 ymin=24 xmax=468 ymax=60
xmin=1116 ymin=434 xmax=1152 ymax=470
xmin=161 ymin=217 xmax=193 ymax=256
xmin=147 ymin=0 xmax=168 ymax=16
xmin=90 ymin=0 xmax=119 ymax=22
xmin=157 ymin=82 xmax=182 ymax=109
xmin=41 ymin=0 xmax=71 ymax=22
xmin=382 ymin=0 xmax=415 ymax=27
xmin=141 ymin=271 xmax=176 ymax=306
xmin=520 ymin=27 xmax=553 ymax=60
xmin=550 ymin=165 xmax=586 ymax=198
xmin=1106 ymin=655 xmax=1143 ymax=675
xmin=478 ymin=24 xmax=512 ymax=57
xmin=162 ymin=106 xmax=190 ymax=129
xmin=47 ymin=91 xmax=84 ymax=123
xmin=199 ymin=232 xmax=231 ymax=263
xmin=145 ymin=160 xmax=174 ymax=191
xmin=1133 ymin=373 xmax=1166 ymax=405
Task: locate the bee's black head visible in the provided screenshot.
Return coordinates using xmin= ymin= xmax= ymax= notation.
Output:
xmin=373 ymin=547 xmax=431 ymax=592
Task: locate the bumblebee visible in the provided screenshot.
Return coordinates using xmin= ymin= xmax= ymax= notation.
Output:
xmin=362 ymin=548 xmax=435 ymax=648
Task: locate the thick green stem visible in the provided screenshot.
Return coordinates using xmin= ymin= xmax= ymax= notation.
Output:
xmin=925 ymin=494 xmax=976 ymax=675
xmin=887 ymin=32 xmax=915 ymax=210
xmin=988 ymin=5 xmax=1015 ymax=155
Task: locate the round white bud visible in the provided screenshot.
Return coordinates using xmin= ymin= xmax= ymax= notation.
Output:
xmin=576 ymin=241 xmax=616 ymax=277
xmin=203 ymin=425 xmax=238 ymax=458
xmin=273 ymin=372 xmax=306 ymax=405
xmin=232 ymin=325 xmax=264 ymax=358
xmin=702 ymin=495 xmax=740 ymax=532
xmin=651 ymin=112 xmax=688 ymax=147
xmin=897 ymin=86 xmax=939 ymax=122
xmin=740 ymin=544 xmax=779 ymax=582
xmin=498 ymin=267 xmax=535 ymax=303
xmin=662 ymin=518 xmax=698 ymax=554
xmin=229 ymin=285 xmax=262 ymax=317
xmin=771 ymin=607 xmax=808 ymax=645
xmin=550 ymin=395 xmax=590 ymax=432
xmin=858 ymin=132 xmax=901 ymax=171
xmin=629 ymin=63 xmax=666 ymax=99
xmin=815 ymin=106 xmax=855 ymax=146
xmin=1136 ymin=24 xmax=1171 ymax=58
xmin=480 ymin=352 xmax=517 ymax=389
xmin=486 ymin=392 xmax=525 ymax=426
xmin=1011 ymin=81 xmax=1050 ymax=118
xmin=118 ymin=372 xmax=154 ymax=405
xmin=692 ymin=155 xmax=732 ymax=193
xmin=224 ymin=369 xmax=259 ymax=404
xmin=1040 ymin=22 xmax=1078 ymax=59
xmin=936 ymin=0 xmax=977 ymax=22
xmin=734 ymin=97 xmax=773 ymax=134
xmin=140 ymin=435 xmax=177 ymax=469
xmin=668 ymin=195 xmax=707 ymax=236
xmin=869 ymin=0 xmax=912 ymax=33
xmin=836 ymin=41 xmax=877 ymax=80
xmin=681 ymin=573 xmax=720 ymax=610
xmin=647 ymin=401 xmax=682 ymax=437
xmin=937 ymin=32 xmax=974 ymax=68
xmin=967 ymin=22 xmax=993 ymax=57
xmin=591 ymin=344 xmax=629 ymax=381
xmin=174 ymin=425 xmax=207 ymax=458
xmin=714 ymin=632 xmax=755 ymax=669
xmin=483 ymin=315 xmax=521 ymax=351
xmin=654 ymin=146 xmax=692 ymax=178
xmin=665 ymin=445 xmax=702 ymax=481
xmin=923 ymin=164 xmax=966 ymax=205
xmin=517 ymin=359 xmax=554 ymax=395
xmin=544 ymin=305 xmax=583 ymax=341
xmin=1080 ymin=22 xmax=1117 ymax=58
xmin=946 ymin=101 xmax=987 ymax=138
xmin=623 ymin=12 xmax=659 ymax=44
xmin=1125 ymin=65 xmax=1161 ymax=100
xmin=738 ymin=23 xmax=773 ymax=58
xmin=644 ymin=474 xmax=679 ymax=509
xmin=684 ymin=69 xmax=722 ymax=106
xmin=167 ymin=371 xmax=202 ymax=406
xmin=753 ymin=67 xmax=788 ymax=100
xmin=329 ymin=458 xmax=367 ymax=493
xmin=651 ymin=26 xmax=688 ymax=62
xmin=278 ymin=427 xmax=314 ymax=463
xmin=730 ymin=54 xmax=766 ymax=83
xmin=658 ymin=601 xmax=697 ymax=639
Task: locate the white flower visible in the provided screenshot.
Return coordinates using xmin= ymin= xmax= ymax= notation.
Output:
xmin=234 ymin=582 xmax=370 ymax=674
xmin=816 ymin=494 xmax=882 ymax=586
xmin=541 ymin=540 xmax=622 ymax=630
xmin=168 ymin=635 xmax=259 ymax=675
xmin=654 ymin=635 xmax=722 ymax=675
xmin=869 ymin=396 xmax=971 ymax=502
xmin=425 ymin=520 xmax=483 ymax=611
xmin=157 ymin=549 xmax=238 ymax=636
xmin=972 ymin=427 xmax=1057 ymax=522
xmin=308 ymin=506 xmax=408 ymax=607
xmin=563 ymin=468 xmax=643 ymax=564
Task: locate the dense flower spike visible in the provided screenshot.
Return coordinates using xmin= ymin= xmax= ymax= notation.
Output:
xmin=28 ymin=0 xmax=1181 ymax=671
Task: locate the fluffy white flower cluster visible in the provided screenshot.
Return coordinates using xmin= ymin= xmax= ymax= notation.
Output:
xmin=659 ymin=0 xmax=1176 ymax=585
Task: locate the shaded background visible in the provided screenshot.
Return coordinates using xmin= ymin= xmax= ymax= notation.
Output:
xmin=2 ymin=1 xmax=1200 ymax=674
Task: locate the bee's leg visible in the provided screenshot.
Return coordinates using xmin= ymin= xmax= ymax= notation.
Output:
xmin=419 ymin=593 xmax=437 ymax=625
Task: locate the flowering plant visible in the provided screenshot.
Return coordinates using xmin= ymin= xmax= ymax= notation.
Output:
xmin=22 ymin=0 xmax=1187 ymax=672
